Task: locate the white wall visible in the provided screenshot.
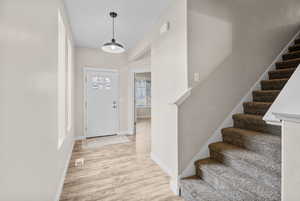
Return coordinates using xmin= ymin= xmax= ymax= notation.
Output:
xmin=0 ymin=0 xmax=75 ymax=201
xmin=150 ymin=0 xmax=188 ymax=187
xmin=74 ymin=47 xmax=151 ymax=137
xmin=282 ymin=120 xmax=300 ymax=201
xmin=178 ymin=0 xmax=300 ymax=174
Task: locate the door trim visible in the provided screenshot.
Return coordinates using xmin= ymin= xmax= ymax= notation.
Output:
xmin=129 ymin=68 xmax=151 ymax=135
xmin=83 ymin=67 xmax=120 ymax=138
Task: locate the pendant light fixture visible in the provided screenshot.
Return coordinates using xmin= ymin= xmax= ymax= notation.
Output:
xmin=102 ymin=12 xmax=125 ymax=54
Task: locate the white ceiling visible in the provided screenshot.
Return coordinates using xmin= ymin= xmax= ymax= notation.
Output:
xmin=63 ymin=0 xmax=173 ymax=50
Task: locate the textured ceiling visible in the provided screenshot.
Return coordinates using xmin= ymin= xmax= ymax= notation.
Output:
xmin=63 ymin=0 xmax=173 ymax=50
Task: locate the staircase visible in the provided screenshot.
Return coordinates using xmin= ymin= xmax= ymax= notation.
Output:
xmin=180 ymin=38 xmax=300 ymax=201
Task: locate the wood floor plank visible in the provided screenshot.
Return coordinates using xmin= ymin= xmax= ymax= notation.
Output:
xmin=60 ymin=120 xmax=182 ymax=201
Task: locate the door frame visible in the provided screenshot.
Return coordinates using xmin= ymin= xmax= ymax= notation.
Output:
xmin=83 ymin=67 xmax=120 ymax=138
xmin=129 ymin=68 xmax=151 ymax=135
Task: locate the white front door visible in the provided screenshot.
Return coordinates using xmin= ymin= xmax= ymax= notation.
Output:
xmin=86 ymin=69 xmax=119 ymax=138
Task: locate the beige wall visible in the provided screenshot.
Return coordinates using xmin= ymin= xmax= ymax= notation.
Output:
xmin=178 ymin=0 xmax=300 ymax=174
xmin=0 ymin=0 xmax=75 ymax=200
xmin=151 ymin=0 xmax=188 ymax=186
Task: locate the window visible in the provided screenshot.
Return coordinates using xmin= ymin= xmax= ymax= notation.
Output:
xmin=91 ymin=76 xmax=111 ymax=90
xmin=135 ymin=78 xmax=151 ymax=108
xmin=58 ymin=10 xmax=73 ymax=149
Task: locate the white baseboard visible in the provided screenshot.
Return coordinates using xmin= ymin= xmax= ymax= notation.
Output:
xmin=74 ymin=129 xmax=135 ymax=139
xmin=118 ymin=130 xmax=135 ymax=135
xmin=54 ymin=139 xmax=74 ymax=201
xmin=180 ymin=29 xmax=300 ymax=178
xmin=150 ymin=152 xmax=172 ymax=176
xmin=170 ymin=176 xmax=180 ymax=195
xmin=150 ymin=152 xmax=180 ymax=195
xmin=74 ymin=135 xmax=86 ymax=141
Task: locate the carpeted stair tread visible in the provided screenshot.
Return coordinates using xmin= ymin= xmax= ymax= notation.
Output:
xmin=261 ymin=78 xmax=288 ymax=90
xmin=195 ymin=158 xmax=280 ymax=201
xmin=233 ymin=114 xmax=281 ymax=136
xmin=282 ymin=50 xmax=300 ymax=60
xmin=243 ymin=102 xmax=272 ymax=115
xmin=209 ymin=142 xmax=281 ymax=189
xmin=276 ymin=58 xmax=300 ymax=69
xmin=268 ymin=68 xmax=296 ymax=79
xmin=222 ymin=127 xmax=281 ymax=162
xmin=209 ymin=142 xmax=281 ymax=174
xmin=252 ymin=90 xmax=280 ymax=102
xmin=181 ymin=177 xmax=230 ymax=201
xmin=288 ymin=44 xmax=300 ymax=52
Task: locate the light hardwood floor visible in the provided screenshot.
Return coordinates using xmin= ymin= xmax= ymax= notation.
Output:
xmin=60 ymin=120 xmax=183 ymax=201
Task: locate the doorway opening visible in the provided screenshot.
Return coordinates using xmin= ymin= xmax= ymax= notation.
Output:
xmin=134 ymin=72 xmax=151 ymax=154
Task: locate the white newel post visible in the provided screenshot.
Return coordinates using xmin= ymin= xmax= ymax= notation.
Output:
xmin=274 ymin=113 xmax=300 ymax=201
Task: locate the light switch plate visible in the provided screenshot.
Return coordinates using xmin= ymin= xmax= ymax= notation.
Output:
xmin=160 ymin=22 xmax=170 ymax=35
xmin=194 ymin=73 xmax=200 ymax=82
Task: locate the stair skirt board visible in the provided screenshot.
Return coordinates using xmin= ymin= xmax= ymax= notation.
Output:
xmin=180 ymin=31 xmax=300 ymax=201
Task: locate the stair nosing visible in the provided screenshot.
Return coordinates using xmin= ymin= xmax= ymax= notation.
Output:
xmin=261 ymin=78 xmax=289 ymax=82
xmin=233 ymin=113 xmax=263 ymax=119
xmin=269 ymin=67 xmax=296 ymax=73
xmin=288 ymin=44 xmax=300 ymax=52
xmin=222 ymin=127 xmax=281 ymax=140
xmin=289 ymin=44 xmax=300 ymax=48
xmin=244 ymin=101 xmax=273 ymax=103
xmin=253 ymin=89 xmax=280 ymax=93
xmin=243 ymin=101 xmax=273 ymax=105
xmin=277 ymin=57 xmax=300 ymax=64
xmin=283 ymin=50 xmax=300 ymax=56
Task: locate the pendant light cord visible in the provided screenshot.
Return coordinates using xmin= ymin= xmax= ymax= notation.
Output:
xmin=112 ymin=16 xmax=115 ymax=40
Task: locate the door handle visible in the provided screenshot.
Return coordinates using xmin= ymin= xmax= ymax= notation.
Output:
xmin=112 ymin=101 xmax=117 ymax=109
